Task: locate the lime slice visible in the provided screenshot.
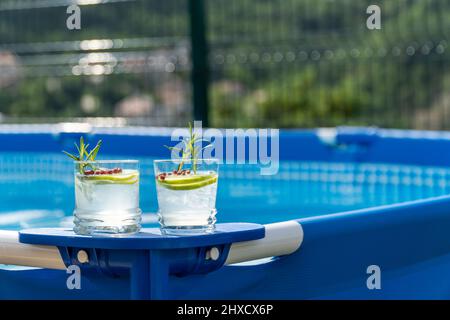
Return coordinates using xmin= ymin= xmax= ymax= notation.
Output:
xmin=157 ymin=173 xmax=217 ymax=190
xmin=80 ymin=171 xmax=139 ymax=185
xmin=161 ymin=174 xmax=213 ymax=184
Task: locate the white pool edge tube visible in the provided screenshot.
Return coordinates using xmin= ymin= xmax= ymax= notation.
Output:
xmin=0 ymin=231 xmax=66 ymax=270
xmin=0 ymin=221 xmax=303 ymax=269
xmin=225 ymin=221 xmax=304 ymax=265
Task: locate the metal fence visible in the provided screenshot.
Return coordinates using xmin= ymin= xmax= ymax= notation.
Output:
xmin=0 ymin=0 xmax=449 ymax=129
xmin=0 ymin=0 xmax=191 ymax=126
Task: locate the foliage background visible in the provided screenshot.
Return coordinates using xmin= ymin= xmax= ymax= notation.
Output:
xmin=0 ymin=0 xmax=449 ymax=129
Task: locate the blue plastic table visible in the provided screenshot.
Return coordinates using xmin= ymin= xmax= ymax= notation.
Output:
xmin=19 ymin=223 xmax=265 ymax=299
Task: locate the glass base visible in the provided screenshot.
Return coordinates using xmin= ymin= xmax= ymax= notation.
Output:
xmin=160 ymin=224 xmax=215 ymax=236
xmin=158 ymin=209 xmax=217 ymax=236
xmin=73 ymin=209 xmax=141 ymax=236
xmin=73 ymin=223 xmax=141 ymax=236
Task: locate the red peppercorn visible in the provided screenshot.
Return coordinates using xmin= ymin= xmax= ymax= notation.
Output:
xmin=84 ymin=170 xmax=94 ymax=175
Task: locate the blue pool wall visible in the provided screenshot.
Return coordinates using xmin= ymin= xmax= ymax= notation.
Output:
xmin=2 ymin=126 xmax=450 ymax=299
xmin=2 ymin=126 xmax=450 ymax=166
xmin=4 ymin=193 xmax=450 ymax=299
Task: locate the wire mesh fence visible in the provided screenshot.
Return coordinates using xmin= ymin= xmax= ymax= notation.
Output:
xmin=0 ymin=0 xmax=191 ymax=126
xmin=208 ymin=0 xmax=450 ymax=129
xmin=0 ymin=0 xmax=449 ymax=129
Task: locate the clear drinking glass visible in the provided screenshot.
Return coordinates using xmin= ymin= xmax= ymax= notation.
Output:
xmin=73 ymin=160 xmax=141 ymax=235
xmin=154 ymin=159 xmax=219 ymax=235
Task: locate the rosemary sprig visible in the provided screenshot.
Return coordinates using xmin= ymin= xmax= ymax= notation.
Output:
xmin=63 ymin=137 xmax=102 ymax=173
xmin=165 ymin=122 xmax=212 ymax=174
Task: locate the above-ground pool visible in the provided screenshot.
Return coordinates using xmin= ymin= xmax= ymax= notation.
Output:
xmin=2 ymin=126 xmax=450 ymax=299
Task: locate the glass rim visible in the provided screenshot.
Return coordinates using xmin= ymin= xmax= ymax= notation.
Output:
xmin=73 ymin=159 xmax=139 ymax=164
xmin=153 ymin=158 xmax=219 ymax=164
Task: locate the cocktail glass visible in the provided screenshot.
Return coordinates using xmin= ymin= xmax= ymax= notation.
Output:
xmin=154 ymin=159 xmax=219 ymax=235
xmin=73 ymin=160 xmax=141 ymax=235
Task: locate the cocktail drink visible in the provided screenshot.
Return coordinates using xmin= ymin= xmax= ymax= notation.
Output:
xmin=154 ymin=159 xmax=219 ymax=235
xmin=73 ymin=160 xmax=141 ymax=235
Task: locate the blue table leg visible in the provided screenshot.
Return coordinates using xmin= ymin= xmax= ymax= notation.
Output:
xmin=129 ymin=250 xmax=169 ymax=300
xmin=149 ymin=251 xmax=169 ymax=300
xmin=130 ymin=251 xmax=149 ymax=300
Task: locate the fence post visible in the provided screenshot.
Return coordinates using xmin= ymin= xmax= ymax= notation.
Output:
xmin=189 ymin=0 xmax=209 ymax=127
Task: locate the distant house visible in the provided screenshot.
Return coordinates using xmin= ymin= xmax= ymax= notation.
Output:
xmin=115 ymin=94 xmax=154 ymax=117
xmin=0 ymin=51 xmax=20 ymax=88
